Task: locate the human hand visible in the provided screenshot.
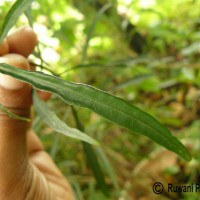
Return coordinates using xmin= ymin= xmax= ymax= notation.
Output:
xmin=0 ymin=27 xmax=75 ymax=200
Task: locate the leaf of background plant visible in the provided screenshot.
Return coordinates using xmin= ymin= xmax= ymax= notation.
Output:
xmin=71 ymin=107 xmax=110 ymax=197
xmin=25 ymin=5 xmax=33 ymax=27
xmin=95 ymin=147 xmax=119 ymax=190
xmin=33 ymin=92 xmax=99 ymax=145
xmin=0 ymin=103 xmax=30 ymax=122
xmin=81 ymin=3 xmax=111 ymax=63
xmin=0 ymin=63 xmax=191 ymax=161
xmin=112 ymin=74 xmax=153 ymax=91
xmin=0 ymin=0 xmax=34 ymax=42
xmin=83 ymin=143 xmax=110 ymax=197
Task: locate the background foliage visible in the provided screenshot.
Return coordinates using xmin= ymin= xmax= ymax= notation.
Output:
xmin=1 ymin=0 xmax=200 ymax=199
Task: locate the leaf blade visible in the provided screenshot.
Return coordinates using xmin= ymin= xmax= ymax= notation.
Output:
xmin=0 ymin=63 xmax=191 ymax=161
xmin=33 ymin=92 xmax=99 ymax=145
xmin=0 ymin=0 xmax=34 ymax=42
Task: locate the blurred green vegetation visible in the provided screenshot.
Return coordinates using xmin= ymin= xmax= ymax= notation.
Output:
xmin=1 ymin=0 xmax=200 ymax=199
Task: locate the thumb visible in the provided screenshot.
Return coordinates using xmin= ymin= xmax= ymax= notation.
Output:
xmin=0 ymin=54 xmax=32 ymax=190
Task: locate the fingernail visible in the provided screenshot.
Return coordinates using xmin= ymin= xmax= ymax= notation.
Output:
xmin=0 ymin=72 xmax=26 ymax=90
xmin=15 ymin=26 xmax=30 ymax=33
xmin=0 ymin=54 xmax=29 ymax=90
xmin=24 ymin=26 xmax=33 ymax=32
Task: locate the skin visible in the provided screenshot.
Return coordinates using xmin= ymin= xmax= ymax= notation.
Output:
xmin=0 ymin=27 xmax=75 ymax=200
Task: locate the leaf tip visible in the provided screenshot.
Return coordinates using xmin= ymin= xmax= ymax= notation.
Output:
xmin=183 ymin=151 xmax=192 ymax=162
xmin=91 ymin=140 xmax=100 ymax=146
xmin=177 ymin=144 xmax=192 ymax=162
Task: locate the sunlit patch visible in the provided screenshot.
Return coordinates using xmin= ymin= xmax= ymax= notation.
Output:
xmin=1 ymin=0 xmax=15 ymax=2
xmin=138 ymin=0 xmax=156 ymax=8
xmin=65 ymin=6 xmax=84 ymax=21
xmin=117 ymin=0 xmax=133 ymax=15
xmin=131 ymin=14 xmax=140 ymax=24
xmin=0 ymin=0 xmax=14 ymax=6
xmin=90 ymin=36 xmax=113 ymax=49
xmin=32 ymin=1 xmax=40 ymax=9
xmin=34 ymin=23 xmax=59 ymax=47
xmin=41 ymin=47 xmax=60 ymax=63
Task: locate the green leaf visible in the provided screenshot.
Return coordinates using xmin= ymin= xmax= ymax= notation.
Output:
xmin=95 ymin=147 xmax=119 ymax=190
xmin=0 ymin=0 xmax=34 ymax=42
xmin=83 ymin=143 xmax=110 ymax=197
xmin=112 ymin=74 xmax=153 ymax=91
xmin=81 ymin=3 xmax=111 ymax=63
xmin=25 ymin=5 xmax=33 ymax=27
xmin=0 ymin=103 xmax=30 ymax=122
xmin=0 ymin=63 xmax=191 ymax=161
xmin=33 ymin=92 xmax=99 ymax=145
xmin=71 ymin=107 xmax=110 ymax=197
